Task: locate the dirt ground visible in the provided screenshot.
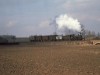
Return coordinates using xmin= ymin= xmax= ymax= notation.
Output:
xmin=0 ymin=44 xmax=100 ymax=75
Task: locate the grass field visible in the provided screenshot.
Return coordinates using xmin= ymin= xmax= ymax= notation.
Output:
xmin=0 ymin=44 xmax=100 ymax=75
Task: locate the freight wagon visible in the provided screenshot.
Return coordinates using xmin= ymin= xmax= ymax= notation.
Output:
xmin=29 ymin=35 xmax=57 ymax=42
xmin=0 ymin=36 xmax=8 ymax=44
xmin=0 ymin=35 xmax=19 ymax=45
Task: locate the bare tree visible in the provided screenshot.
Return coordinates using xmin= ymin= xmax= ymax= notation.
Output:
xmin=81 ymin=24 xmax=85 ymax=40
xmin=97 ymin=32 xmax=100 ymax=38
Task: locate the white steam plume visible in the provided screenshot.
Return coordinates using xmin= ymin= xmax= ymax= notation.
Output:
xmin=56 ymin=14 xmax=81 ymax=32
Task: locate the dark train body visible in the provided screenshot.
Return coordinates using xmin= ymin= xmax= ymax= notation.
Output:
xmin=29 ymin=34 xmax=83 ymax=42
xmin=29 ymin=35 xmax=57 ymax=42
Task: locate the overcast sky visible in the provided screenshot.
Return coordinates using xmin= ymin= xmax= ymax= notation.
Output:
xmin=0 ymin=0 xmax=100 ymax=37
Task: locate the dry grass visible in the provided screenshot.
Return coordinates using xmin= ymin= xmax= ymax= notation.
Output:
xmin=0 ymin=44 xmax=100 ymax=75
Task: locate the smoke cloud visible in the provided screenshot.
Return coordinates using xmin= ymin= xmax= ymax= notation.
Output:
xmin=55 ymin=14 xmax=81 ymax=32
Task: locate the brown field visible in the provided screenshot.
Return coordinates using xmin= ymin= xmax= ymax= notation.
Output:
xmin=0 ymin=44 xmax=100 ymax=75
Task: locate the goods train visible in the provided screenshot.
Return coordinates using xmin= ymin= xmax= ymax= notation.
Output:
xmin=0 ymin=34 xmax=83 ymax=45
xmin=29 ymin=34 xmax=83 ymax=42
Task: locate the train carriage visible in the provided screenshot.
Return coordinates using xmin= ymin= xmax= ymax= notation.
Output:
xmin=62 ymin=35 xmax=71 ymax=41
xmin=48 ymin=35 xmax=56 ymax=41
xmin=41 ymin=36 xmax=49 ymax=41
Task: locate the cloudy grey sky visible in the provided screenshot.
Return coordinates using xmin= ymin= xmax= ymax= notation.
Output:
xmin=0 ymin=0 xmax=100 ymax=37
